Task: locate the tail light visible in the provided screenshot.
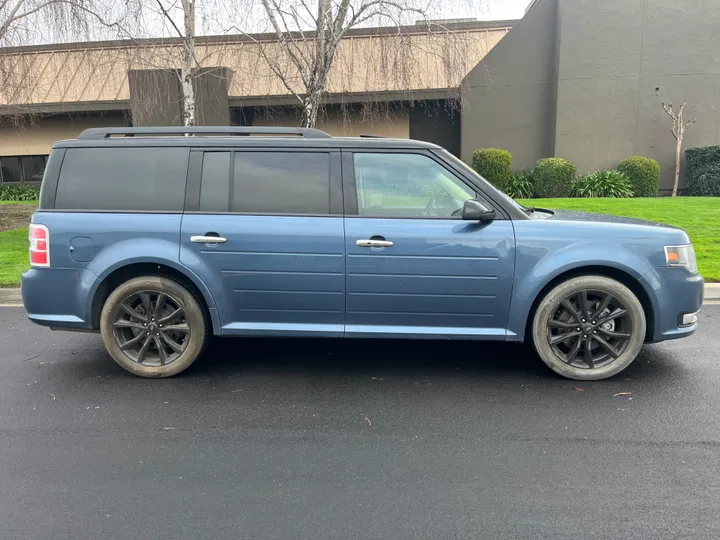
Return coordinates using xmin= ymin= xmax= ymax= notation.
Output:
xmin=29 ymin=224 xmax=50 ymax=267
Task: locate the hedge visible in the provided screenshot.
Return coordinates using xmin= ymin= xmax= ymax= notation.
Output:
xmin=0 ymin=184 xmax=40 ymax=201
xmin=533 ymin=158 xmax=576 ymax=198
xmin=686 ymin=146 xmax=720 ymax=196
xmin=471 ymin=148 xmax=513 ymax=191
xmin=617 ymin=156 xmax=660 ymax=197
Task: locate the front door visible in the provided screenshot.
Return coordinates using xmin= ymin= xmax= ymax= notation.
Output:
xmin=343 ymin=151 xmax=515 ymax=339
xmin=180 ymin=149 xmax=345 ymax=337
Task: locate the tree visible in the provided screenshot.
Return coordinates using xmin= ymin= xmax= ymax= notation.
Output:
xmin=141 ymin=0 xmax=198 ymax=125
xmin=0 ymin=0 xmax=118 ymax=119
xmin=230 ymin=0 xmax=491 ymax=128
xmin=662 ymin=101 xmax=696 ymax=197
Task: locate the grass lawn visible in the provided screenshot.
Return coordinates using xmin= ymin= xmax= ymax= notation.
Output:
xmin=0 ymin=229 xmax=28 ymax=287
xmin=520 ymin=197 xmax=720 ymax=282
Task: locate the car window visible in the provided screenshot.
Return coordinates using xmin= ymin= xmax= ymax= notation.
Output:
xmin=230 ymin=152 xmax=330 ymax=214
xmin=199 ymin=152 xmax=231 ymax=212
xmin=55 ymin=147 xmax=189 ymax=211
xmin=352 ymin=153 xmax=475 ymax=218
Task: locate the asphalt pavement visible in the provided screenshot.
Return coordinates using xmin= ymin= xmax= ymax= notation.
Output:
xmin=1 ymin=305 xmax=719 ymax=540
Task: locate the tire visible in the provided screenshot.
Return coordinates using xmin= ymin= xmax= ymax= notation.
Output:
xmin=531 ymin=275 xmax=646 ymax=381
xmin=100 ymin=276 xmax=207 ymax=378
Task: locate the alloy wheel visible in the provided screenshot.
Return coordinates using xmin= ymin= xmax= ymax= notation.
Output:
xmin=546 ymin=289 xmax=632 ymax=369
xmin=112 ymin=291 xmax=189 ymax=367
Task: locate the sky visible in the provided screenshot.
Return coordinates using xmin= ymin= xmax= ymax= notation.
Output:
xmin=486 ymin=0 xmax=533 ymax=20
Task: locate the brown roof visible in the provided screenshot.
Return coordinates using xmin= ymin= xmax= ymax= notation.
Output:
xmin=0 ymin=21 xmax=513 ymax=110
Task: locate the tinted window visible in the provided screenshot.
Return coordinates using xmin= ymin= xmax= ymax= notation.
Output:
xmin=22 ymin=156 xmax=46 ymax=182
xmin=353 ymin=153 xmax=475 ymax=218
xmin=200 ymin=152 xmax=231 ymax=212
xmin=0 ymin=157 xmax=23 ymax=183
xmin=56 ymin=148 xmax=189 ymax=211
xmin=231 ymin=152 xmax=330 ymax=214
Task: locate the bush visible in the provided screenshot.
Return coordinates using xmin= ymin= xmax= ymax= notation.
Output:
xmin=533 ymin=157 xmax=576 ymax=198
xmin=616 ymin=156 xmax=660 ymax=197
xmin=472 ymin=148 xmax=513 ymax=191
xmin=505 ymin=169 xmax=535 ymax=199
xmin=0 ymin=185 xmax=40 ymax=201
xmin=686 ymin=146 xmax=720 ymax=196
xmin=572 ymin=170 xmax=633 ymax=198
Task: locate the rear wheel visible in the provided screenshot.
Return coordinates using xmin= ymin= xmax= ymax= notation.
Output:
xmin=100 ymin=276 xmax=207 ymax=378
xmin=531 ymin=275 xmax=646 ymax=381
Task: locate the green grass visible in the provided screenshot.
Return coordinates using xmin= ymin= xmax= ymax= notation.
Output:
xmin=0 ymin=228 xmax=28 ymax=287
xmin=520 ymin=197 xmax=720 ymax=282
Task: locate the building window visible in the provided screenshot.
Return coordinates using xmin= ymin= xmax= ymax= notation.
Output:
xmin=0 ymin=155 xmax=48 ymax=183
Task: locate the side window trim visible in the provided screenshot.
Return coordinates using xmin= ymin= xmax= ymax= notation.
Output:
xmin=342 ymin=149 xmax=502 ymax=220
xmin=187 ymin=148 xmax=342 ymax=216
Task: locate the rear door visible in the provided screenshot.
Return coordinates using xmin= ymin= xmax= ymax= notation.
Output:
xmin=180 ymin=148 xmax=345 ymax=337
xmin=343 ymin=150 xmax=516 ymax=339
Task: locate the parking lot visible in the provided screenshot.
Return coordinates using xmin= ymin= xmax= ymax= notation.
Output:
xmin=1 ymin=304 xmax=719 ymax=540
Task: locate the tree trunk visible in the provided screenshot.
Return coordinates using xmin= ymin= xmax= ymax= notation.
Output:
xmin=673 ymin=134 xmax=682 ymax=197
xmin=180 ymin=0 xmax=196 ymax=127
xmin=301 ymin=92 xmax=322 ymax=128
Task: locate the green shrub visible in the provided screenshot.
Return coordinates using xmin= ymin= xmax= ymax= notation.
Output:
xmin=505 ymin=169 xmax=535 ymax=199
xmin=572 ymin=170 xmax=633 ymax=198
xmin=617 ymin=156 xmax=660 ymax=197
xmin=533 ymin=157 xmax=576 ymax=198
xmin=0 ymin=185 xmax=40 ymax=201
xmin=686 ymin=146 xmax=720 ymax=196
xmin=472 ymin=148 xmax=513 ymax=191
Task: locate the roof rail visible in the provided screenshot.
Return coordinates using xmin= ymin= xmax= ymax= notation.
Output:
xmin=77 ymin=126 xmax=332 ymax=139
xmin=359 ymin=134 xmax=386 ymax=138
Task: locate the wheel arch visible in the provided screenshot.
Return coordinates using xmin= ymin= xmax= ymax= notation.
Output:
xmin=89 ymin=262 xmax=219 ymax=333
xmin=522 ymin=266 xmax=655 ymax=343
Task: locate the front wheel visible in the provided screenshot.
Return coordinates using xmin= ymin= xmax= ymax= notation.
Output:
xmin=531 ymin=276 xmax=646 ymax=381
xmin=100 ymin=276 xmax=207 ymax=378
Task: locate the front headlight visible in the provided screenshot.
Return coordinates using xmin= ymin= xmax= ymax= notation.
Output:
xmin=664 ymin=244 xmax=698 ymax=273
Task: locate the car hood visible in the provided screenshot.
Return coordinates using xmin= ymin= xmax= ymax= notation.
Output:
xmin=543 ymin=209 xmax=677 ymax=230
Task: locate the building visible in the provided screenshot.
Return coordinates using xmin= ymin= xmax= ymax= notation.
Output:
xmin=2 ymin=0 xmax=719 ymax=192
xmin=462 ymin=0 xmax=720 ymax=193
xmin=0 ymin=20 xmax=514 ymax=183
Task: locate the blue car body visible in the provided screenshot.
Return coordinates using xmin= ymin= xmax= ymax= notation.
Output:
xmin=22 ymin=131 xmax=704 ymax=350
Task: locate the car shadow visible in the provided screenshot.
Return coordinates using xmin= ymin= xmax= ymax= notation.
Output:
xmin=188 ymin=337 xmax=561 ymax=381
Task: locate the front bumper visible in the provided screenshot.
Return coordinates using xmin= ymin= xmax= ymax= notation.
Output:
xmin=639 ymin=266 xmax=704 ymax=342
xmin=21 ymin=267 xmax=97 ymax=330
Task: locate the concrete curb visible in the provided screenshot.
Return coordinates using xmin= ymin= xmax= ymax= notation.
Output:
xmin=0 ymin=288 xmax=22 ymax=305
xmin=2 ymin=283 xmax=720 ymax=307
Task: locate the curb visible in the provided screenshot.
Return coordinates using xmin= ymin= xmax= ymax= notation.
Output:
xmin=2 ymin=283 xmax=720 ymax=307
xmin=0 ymin=288 xmax=22 ymax=305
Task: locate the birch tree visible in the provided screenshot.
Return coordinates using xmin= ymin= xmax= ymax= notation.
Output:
xmin=662 ymin=101 xmax=696 ymax=196
xmin=227 ymin=0 xmax=493 ymax=128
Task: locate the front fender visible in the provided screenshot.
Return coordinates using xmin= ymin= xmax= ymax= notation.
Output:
xmin=506 ymin=241 xmax=654 ymax=341
xmin=84 ymin=238 xmax=219 ymax=332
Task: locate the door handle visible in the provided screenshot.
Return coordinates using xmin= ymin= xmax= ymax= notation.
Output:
xmin=356 ymin=239 xmax=394 ymax=248
xmin=191 ymin=235 xmax=228 ymax=244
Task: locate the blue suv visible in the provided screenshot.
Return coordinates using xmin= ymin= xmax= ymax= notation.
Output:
xmin=22 ymin=126 xmax=704 ymax=380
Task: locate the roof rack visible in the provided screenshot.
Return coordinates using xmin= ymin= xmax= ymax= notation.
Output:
xmin=77 ymin=126 xmax=332 ymax=139
xmin=359 ymin=134 xmax=386 ymax=138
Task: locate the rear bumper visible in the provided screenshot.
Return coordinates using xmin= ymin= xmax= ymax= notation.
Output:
xmin=21 ymin=267 xmax=97 ymax=330
xmin=640 ymin=267 xmax=704 ymax=342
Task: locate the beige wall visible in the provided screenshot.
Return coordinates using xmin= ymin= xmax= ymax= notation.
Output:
xmin=0 ymin=113 xmax=126 ymax=156
xmin=253 ymin=105 xmax=410 ymax=138
xmin=0 ymin=27 xmax=510 ymax=108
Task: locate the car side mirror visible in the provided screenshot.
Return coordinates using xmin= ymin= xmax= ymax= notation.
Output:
xmin=462 ymin=199 xmax=496 ymax=221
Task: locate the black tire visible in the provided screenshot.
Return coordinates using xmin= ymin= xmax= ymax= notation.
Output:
xmin=531 ymin=275 xmax=646 ymax=381
xmin=100 ymin=276 xmax=207 ymax=378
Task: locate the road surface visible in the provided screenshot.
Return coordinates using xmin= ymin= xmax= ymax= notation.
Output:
xmin=1 ymin=305 xmax=719 ymax=539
